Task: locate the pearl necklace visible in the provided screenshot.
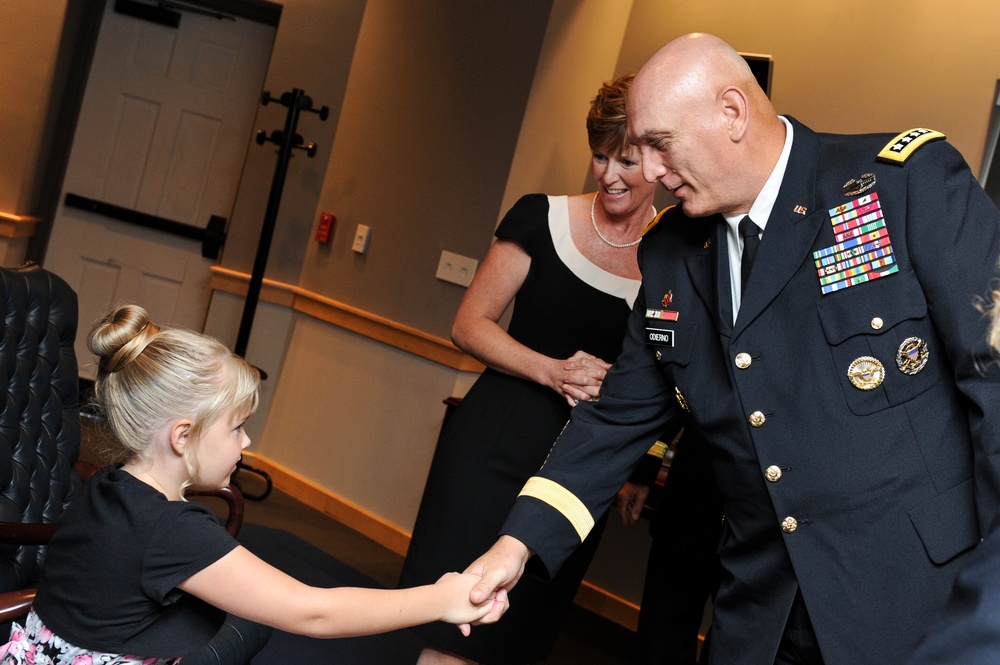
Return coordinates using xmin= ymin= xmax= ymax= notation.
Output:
xmin=590 ymin=192 xmax=655 ymax=248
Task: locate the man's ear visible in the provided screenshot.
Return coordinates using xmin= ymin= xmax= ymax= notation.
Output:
xmin=169 ymin=420 xmax=193 ymax=457
xmin=719 ymin=86 xmax=749 ymax=142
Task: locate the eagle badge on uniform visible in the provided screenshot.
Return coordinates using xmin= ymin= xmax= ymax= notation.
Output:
xmin=896 ymin=337 xmax=929 ymax=375
xmin=848 ymin=356 xmax=885 ymax=390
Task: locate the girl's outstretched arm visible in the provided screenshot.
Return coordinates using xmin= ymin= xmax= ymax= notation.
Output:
xmin=178 ymin=546 xmax=499 ymax=637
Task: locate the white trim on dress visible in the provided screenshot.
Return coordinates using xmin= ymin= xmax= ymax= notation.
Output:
xmin=547 ymin=195 xmax=641 ymax=309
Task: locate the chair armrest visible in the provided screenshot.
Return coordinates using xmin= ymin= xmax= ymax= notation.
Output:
xmin=0 ymin=589 xmax=35 ymax=624
xmin=0 ymin=521 xmax=55 ymax=546
xmin=185 ymin=484 xmax=244 ymax=537
xmin=70 ymin=465 xmax=244 ymax=536
xmin=0 ymin=523 xmax=54 ymax=625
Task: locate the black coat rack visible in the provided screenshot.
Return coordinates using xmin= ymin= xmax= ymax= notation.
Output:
xmin=234 ymin=88 xmax=328 ymax=500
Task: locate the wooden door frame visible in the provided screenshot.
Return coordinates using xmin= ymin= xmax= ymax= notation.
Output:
xmin=31 ymin=0 xmax=282 ymax=263
xmin=169 ymin=0 xmax=281 ymax=25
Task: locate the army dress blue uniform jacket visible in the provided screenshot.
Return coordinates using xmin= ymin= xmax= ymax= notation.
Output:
xmin=906 ymin=509 xmax=1000 ymax=664
xmin=501 ymin=117 xmax=1000 ymax=665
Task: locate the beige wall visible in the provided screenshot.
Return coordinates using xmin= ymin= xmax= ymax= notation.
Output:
xmin=619 ymin=0 xmax=1000 ymax=176
xmin=499 ymin=0 xmax=634 ymax=218
xmin=294 ymin=1 xmax=553 ymax=338
xmin=0 ymin=1 xmax=70 ymax=215
xmin=219 ymin=0 xmax=367 ymax=285
xmin=260 ymin=314 xmax=460 ymax=529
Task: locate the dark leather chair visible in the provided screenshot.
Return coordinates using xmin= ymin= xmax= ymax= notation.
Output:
xmin=0 ymin=263 xmax=82 ymax=622
xmin=0 ymin=263 xmax=243 ymax=624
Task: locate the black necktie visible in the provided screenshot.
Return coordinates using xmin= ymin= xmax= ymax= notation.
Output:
xmin=739 ymin=216 xmax=761 ymax=295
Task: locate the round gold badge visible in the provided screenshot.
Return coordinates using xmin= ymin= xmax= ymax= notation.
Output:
xmin=847 ymin=356 xmax=885 ymax=391
xmin=896 ymin=337 xmax=929 ymax=375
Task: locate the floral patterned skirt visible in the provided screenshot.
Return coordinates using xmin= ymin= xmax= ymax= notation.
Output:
xmin=0 ymin=609 xmax=178 ymax=665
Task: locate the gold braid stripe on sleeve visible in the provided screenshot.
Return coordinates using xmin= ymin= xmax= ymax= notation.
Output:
xmin=518 ymin=477 xmax=594 ymax=542
xmin=647 ymin=440 xmax=668 ymax=460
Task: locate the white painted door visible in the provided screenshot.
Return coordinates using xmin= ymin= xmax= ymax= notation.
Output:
xmin=44 ymin=0 xmax=275 ymax=379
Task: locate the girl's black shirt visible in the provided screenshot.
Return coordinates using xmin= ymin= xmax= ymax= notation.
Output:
xmin=34 ymin=466 xmax=237 ymax=658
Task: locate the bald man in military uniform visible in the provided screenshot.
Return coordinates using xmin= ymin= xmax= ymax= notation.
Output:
xmin=463 ymin=33 xmax=1000 ymax=665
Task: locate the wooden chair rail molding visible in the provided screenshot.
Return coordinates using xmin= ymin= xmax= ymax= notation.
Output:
xmin=0 ymin=212 xmax=41 ymax=239
xmin=209 ymin=266 xmax=485 ymax=372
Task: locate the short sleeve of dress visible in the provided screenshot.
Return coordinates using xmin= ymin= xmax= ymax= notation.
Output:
xmin=141 ymin=502 xmax=239 ymax=603
xmin=494 ymin=194 xmax=550 ymax=258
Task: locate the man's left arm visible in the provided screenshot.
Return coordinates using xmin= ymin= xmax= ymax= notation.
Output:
xmin=904 ymin=139 xmax=1000 ymax=529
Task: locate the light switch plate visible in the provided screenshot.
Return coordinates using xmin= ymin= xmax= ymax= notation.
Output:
xmin=352 ymin=224 xmax=371 ymax=254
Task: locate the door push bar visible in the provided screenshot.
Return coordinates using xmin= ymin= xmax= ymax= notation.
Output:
xmin=64 ymin=193 xmax=227 ymax=260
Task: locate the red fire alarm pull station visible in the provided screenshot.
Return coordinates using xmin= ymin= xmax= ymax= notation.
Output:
xmin=316 ymin=212 xmax=335 ymax=243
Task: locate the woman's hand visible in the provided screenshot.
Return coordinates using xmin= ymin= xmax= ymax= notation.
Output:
xmin=615 ymin=481 xmax=651 ymax=526
xmin=551 ymin=350 xmax=612 ymax=406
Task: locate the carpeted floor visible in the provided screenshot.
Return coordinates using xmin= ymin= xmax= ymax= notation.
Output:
xmin=230 ymin=483 xmax=636 ymax=665
xmin=238 ymin=522 xmax=425 ymax=664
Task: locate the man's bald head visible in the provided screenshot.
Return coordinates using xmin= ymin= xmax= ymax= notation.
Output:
xmin=635 ymin=33 xmax=761 ymax=105
xmin=627 ymin=33 xmax=784 ymax=218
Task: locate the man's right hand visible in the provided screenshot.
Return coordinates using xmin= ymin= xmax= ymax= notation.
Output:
xmin=464 ymin=535 xmax=533 ymax=624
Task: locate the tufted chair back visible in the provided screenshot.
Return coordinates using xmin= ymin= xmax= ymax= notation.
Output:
xmin=0 ymin=263 xmax=79 ymax=593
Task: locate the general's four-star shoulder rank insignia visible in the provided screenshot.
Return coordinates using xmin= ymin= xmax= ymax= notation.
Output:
xmin=877 ymin=128 xmax=946 ymax=165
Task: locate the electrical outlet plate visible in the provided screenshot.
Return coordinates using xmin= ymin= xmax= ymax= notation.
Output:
xmin=436 ymin=250 xmax=478 ymax=287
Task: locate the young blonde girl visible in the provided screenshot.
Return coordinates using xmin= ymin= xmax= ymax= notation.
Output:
xmin=0 ymin=304 xmax=497 ymax=665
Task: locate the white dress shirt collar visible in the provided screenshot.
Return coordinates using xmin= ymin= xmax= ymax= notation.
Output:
xmin=725 ymin=116 xmax=794 ymax=320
